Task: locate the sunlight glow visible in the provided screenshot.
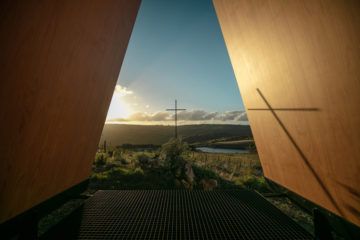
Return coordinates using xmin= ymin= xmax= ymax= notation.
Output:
xmin=106 ymin=85 xmax=133 ymax=120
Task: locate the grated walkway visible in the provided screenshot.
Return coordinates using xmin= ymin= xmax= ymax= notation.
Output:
xmin=42 ymin=190 xmax=312 ymax=239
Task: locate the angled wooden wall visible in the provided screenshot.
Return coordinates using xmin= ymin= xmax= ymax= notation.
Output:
xmin=213 ymin=0 xmax=360 ymax=226
xmin=0 ymin=0 xmax=140 ymax=223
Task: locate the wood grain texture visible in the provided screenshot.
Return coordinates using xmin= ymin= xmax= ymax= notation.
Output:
xmin=213 ymin=0 xmax=360 ymax=226
xmin=0 ymin=0 xmax=140 ymax=223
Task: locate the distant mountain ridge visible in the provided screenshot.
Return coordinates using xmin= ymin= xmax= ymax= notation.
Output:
xmin=100 ymin=124 xmax=252 ymax=146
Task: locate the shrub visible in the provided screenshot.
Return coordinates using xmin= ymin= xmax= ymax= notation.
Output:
xmin=113 ymin=150 xmax=128 ymax=164
xmin=192 ymin=166 xmax=217 ymax=179
xmin=160 ymin=138 xmax=189 ymax=170
xmin=91 ymin=171 xmax=110 ymax=180
xmin=241 ymin=176 xmax=269 ymax=192
xmin=108 ymin=166 xmax=144 ymax=177
xmin=94 ymin=152 xmax=108 ymax=166
xmin=133 ymin=167 xmax=144 ymax=175
xmin=136 ymin=153 xmax=150 ymax=166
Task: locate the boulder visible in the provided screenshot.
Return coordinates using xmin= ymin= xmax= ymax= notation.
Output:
xmin=200 ymin=179 xmax=218 ymax=191
xmin=184 ymin=163 xmax=195 ymax=184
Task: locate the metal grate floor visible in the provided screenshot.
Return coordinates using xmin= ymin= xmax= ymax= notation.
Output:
xmin=43 ymin=190 xmax=312 ymax=239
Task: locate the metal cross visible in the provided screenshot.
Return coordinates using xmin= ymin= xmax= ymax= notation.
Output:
xmin=166 ymin=99 xmax=186 ymax=138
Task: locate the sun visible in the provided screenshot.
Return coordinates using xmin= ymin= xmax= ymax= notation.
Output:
xmin=106 ymin=91 xmax=133 ymax=120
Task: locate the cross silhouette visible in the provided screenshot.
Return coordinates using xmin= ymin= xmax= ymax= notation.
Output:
xmin=166 ymin=100 xmax=186 ymax=138
xmin=248 ymin=89 xmax=319 ymax=112
xmin=247 ymin=89 xmax=344 ymax=215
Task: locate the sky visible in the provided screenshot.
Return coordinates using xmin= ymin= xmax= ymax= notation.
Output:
xmin=106 ymin=0 xmax=246 ymax=125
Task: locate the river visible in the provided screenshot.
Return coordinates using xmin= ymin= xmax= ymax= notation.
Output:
xmin=196 ymin=147 xmax=250 ymax=154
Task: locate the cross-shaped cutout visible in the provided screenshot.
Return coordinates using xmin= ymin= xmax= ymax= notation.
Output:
xmin=248 ymin=88 xmax=342 ymax=215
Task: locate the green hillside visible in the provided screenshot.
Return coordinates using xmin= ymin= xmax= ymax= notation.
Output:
xmin=100 ymin=124 xmax=252 ymax=146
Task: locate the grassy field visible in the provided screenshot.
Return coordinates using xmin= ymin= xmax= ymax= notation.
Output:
xmin=88 ymin=146 xmax=266 ymax=191
xmin=100 ymin=124 xmax=252 ymax=146
xmin=187 ymin=151 xmax=267 ymax=191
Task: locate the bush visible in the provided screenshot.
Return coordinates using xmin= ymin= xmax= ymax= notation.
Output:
xmin=136 ymin=153 xmax=150 ymax=166
xmin=192 ymin=165 xmax=217 ymax=180
xmin=133 ymin=167 xmax=144 ymax=175
xmin=94 ymin=152 xmax=108 ymax=166
xmin=113 ymin=150 xmax=128 ymax=164
xmin=240 ymin=176 xmax=269 ymax=192
xmin=91 ymin=171 xmax=110 ymax=180
xmin=160 ymin=138 xmax=189 ymax=170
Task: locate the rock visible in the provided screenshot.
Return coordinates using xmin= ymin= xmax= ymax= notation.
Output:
xmin=200 ymin=179 xmax=218 ymax=191
xmin=184 ymin=163 xmax=195 ymax=184
xmin=174 ymin=179 xmax=182 ymax=188
xmin=148 ymin=158 xmax=160 ymax=168
xmin=174 ymin=167 xmax=182 ymax=177
xmin=181 ymin=179 xmax=192 ymax=190
xmin=222 ymin=163 xmax=228 ymax=170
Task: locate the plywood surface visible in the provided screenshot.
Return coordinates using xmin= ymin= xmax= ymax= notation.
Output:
xmin=213 ymin=0 xmax=360 ymax=226
xmin=0 ymin=0 xmax=140 ymax=223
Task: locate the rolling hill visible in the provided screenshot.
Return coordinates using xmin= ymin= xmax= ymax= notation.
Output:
xmin=100 ymin=124 xmax=252 ymax=146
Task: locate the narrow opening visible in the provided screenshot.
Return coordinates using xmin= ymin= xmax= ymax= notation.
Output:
xmin=37 ymin=0 xmax=313 ymax=236
xmin=89 ymin=0 xmax=314 ymax=234
xmin=33 ymin=1 xmax=313 ymax=235
xmin=96 ymin=0 xmax=253 ymax=190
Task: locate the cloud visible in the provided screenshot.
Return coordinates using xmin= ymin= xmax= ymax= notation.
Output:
xmin=114 ymin=84 xmax=133 ymax=97
xmin=151 ymin=112 xmax=171 ymax=121
xmin=127 ymin=112 xmax=149 ymax=121
xmin=217 ymin=111 xmax=248 ymax=121
xmin=107 ymin=110 xmax=248 ymax=125
xmin=177 ymin=110 xmax=217 ymax=121
xmin=119 ymin=112 xmax=172 ymax=121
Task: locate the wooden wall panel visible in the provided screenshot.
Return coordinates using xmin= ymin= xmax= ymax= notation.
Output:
xmin=0 ymin=0 xmax=140 ymax=223
xmin=213 ymin=0 xmax=360 ymax=226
